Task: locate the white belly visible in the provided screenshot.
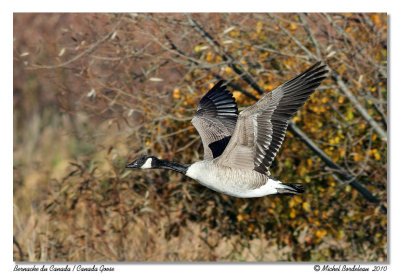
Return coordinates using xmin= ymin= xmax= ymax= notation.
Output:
xmin=185 ymin=161 xmax=280 ymax=198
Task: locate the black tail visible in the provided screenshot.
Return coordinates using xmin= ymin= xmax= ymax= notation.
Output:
xmin=276 ymin=183 xmax=304 ymax=196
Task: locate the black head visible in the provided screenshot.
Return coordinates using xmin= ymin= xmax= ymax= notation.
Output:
xmin=125 ymin=155 xmax=158 ymax=169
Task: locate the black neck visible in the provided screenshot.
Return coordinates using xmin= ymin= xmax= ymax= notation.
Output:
xmin=154 ymin=159 xmax=190 ymax=175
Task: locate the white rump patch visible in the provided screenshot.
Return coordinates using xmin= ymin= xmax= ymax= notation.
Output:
xmin=141 ymin=158 xmax=153 ymax=169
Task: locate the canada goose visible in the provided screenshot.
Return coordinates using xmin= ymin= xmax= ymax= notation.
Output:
xmin=126 ymin=62 xmax=328 ymax=198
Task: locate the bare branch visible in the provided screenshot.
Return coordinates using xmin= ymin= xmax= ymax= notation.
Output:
xmin=288 ymin=122 xmax=386 ymax=214
xmin=30 ymin=18 xmax=122 ymax=70
xmin=186 ymin=15 xmax=265 ymax=95
xmin=332 ymin=70 xmax=387 ymax=141
xmin=274 ymin=13 xmax=387 ymax=142
xmin=268 ymin=13 xmax=317 ymax=60
xmin=299 ymin=13 xmax=322 ymax=59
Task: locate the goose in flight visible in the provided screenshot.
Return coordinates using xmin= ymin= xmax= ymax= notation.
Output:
xmin=126 ymin=62 xmax=328 ymax=198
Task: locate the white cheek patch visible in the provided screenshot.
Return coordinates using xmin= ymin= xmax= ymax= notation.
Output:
xmin=141 ymin=158 xmax=153 ymax=169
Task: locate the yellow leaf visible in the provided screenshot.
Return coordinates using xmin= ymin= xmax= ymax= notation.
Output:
xmin=353 ymin=154 xmax=362 ymax=162
xmin=302 ymin=202 xmax=311 ymax=212
xmin=289 ymin=23 xmax=297 ymax=30
xmin=316 ymin=229 xmax=327 ymax=239
xmin=337 ymin=229 xmax=345 ymax=239
xmin=346 ymin=109 xmax=354 ymax=120
xmin=371 ymin=14 xmax=381 ymax=26
xmin=232 ymin=91 xmax=242 ymax=100
xmin=248 ymin=224 xmax=255 ymax=232
xmin=173 ymin=88 xmax=180 ymax=99
xmin=206 ymin=52 xmax=213 ymax=62
xmin=292 ymin=116 xmax=300 ymax=123
xmin=266 ymin=84 xmax=275 ymax=90
xmin=256 ymin=21 xmax=263 ymax=34
xmin=225 ymin=66 xmax=233 ymax=74
xmin=261 ymin=51 xmax=269 ymax=58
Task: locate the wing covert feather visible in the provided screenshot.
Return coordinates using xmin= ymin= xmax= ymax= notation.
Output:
xmin=191 ymin=81 xmax=238 ymax=160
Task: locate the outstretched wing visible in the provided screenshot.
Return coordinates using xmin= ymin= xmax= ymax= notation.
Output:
xmin=191 ymin=80 xmax=239 ymax=160
xmin=215 ymin=62 xmax=328 ymax=174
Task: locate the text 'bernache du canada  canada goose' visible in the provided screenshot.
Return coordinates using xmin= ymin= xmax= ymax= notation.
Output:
xmin=126 ymin=62 xmax=328 ymax=198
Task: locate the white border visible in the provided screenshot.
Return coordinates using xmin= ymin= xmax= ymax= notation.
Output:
xmin=4 ymin=1 xmax=398 ymax=274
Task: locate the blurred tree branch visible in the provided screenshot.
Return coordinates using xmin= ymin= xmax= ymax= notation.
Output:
xmin=187 ymin=14 xmax=264 ymax=95
xmin=271 ymin=13 xmax=387 ymax=142
xmin=332 ymin=70 xmax=387 ymax=141
xmin=30 ymin=17 xmax=122 ymax=70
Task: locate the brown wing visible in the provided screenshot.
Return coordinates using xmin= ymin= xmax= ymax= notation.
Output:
xmin=215 ymin=62 xmax=328 ymax=174
xmin=191 ymin=80 xmax=238 ymax=160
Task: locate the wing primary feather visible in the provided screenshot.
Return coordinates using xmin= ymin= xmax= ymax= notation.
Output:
xmin=254 ymin=62 xmax=328 ymax=174
xmin=215 ymin=62 xmax=328 ymax=175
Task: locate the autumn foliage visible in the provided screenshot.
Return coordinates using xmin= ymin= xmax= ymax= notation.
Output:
xmin=13 ymin=13 xmax=387 ymax=261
